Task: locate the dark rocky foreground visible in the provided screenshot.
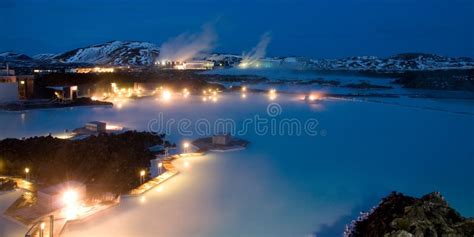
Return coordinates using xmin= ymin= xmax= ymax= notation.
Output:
xmin=345 ymin=192 xmax=474 ymax=237
xmin=0 ymin=131 xmax=168 ymax=194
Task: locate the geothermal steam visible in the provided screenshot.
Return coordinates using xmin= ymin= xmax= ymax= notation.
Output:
xmin=158 ymin=24 xmax=217 ymax=63
xmin=239 ymin=32 xmax=272 ymax=68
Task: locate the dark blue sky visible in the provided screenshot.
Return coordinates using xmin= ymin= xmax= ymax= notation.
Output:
xmin=2 ymin=0 xmax=473 ymax=58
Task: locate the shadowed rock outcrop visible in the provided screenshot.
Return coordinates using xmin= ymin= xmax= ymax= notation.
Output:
xmin=345 ymin=192 xmax=474 ymax=237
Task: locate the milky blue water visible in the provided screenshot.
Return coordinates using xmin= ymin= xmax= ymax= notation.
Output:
xmin=1 ymin=93 xmax=473 ymax=237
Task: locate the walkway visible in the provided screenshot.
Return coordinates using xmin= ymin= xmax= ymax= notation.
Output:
xmin=128 ymin=152 xmax=204 ymax=196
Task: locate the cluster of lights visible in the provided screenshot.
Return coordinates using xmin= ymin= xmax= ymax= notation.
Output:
xmin=91 ymin=82 xmax=145 ymax=108
xmin=202 ymin=88 xmax=220 ymax=102
xmin=110 ymin=83 xmax=143 ymax=99
xmin=153 ymin=87 xmax=193 ymax=102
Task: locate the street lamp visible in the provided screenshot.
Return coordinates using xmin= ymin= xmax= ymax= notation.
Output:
xmin=183 ymin=142 xmax=190 ymax=153
xmin=39 ymin=222 xmax=45 ymax=237
xmin=24 ymin=167 xmax=30 ymax=180
xmin=140 ymin=170 xmax=146 ymax=184
xmin=158 ymin=162 xmax=163 ymax=175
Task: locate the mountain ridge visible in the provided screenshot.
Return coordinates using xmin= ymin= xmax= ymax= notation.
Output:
xmin=1 ymin=40 xmax=474 ymax=72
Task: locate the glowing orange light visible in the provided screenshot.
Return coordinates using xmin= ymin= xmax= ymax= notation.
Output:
xmin=162 ymin=90 xmax=172 ymax=101
xmin=268 ymin=89 xmax=277 ymax=100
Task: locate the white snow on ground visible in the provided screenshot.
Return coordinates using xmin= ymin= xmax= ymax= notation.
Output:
xmin=1 ymin=93 xmax=473 ymax=237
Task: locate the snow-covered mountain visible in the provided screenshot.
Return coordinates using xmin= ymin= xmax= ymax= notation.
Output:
xmin=32 ymin=53 xmax=56 ymax=61
xmin=1 ymin=41 xmax=160 ymax=67
xmin=201 ymin=53 xmax=474 ymax=72
xmin=306 ymin=53 xmax=474 ymax=72
xmin=1 ymin=41 xmax=473 ymax=72
xmin=52 ymin=41 xmax=160 ymax=65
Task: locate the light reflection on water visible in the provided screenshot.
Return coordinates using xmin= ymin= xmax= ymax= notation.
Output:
xmin=0 ymin=93 xmax=473 ymax=237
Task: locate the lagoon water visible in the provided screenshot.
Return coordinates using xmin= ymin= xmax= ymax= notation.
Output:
xmin=1 ymin=92 xmax=473 ymax=237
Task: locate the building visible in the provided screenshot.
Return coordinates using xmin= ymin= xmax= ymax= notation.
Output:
xmin=85 ymin=121 xmax=107 ymax=133
xmin=47 ymin=85 xmax=78 ymax=100
xmin=157 ymin=60 xmax=214 ymax=70
xmin=0 ymin=67 xmax=16 ymax=82
xmin=212 ymin=133 xmax=231 ymax=145
xmin=33 ymin=68 xmax=62 ymax=74
xmin=180 ymin=60 xmax=214 ymax=70
xmin=66 ymin=67 xmax=115 ymax=73
xmin=37 ymin=181 xmax=86 ymax=210
xmin=0 ymin=67 xmax=19 ymax=102
xmin=17 ymin=75 xmax=35 ymax=99
xmin=72 ymin=121 xmax=116 ymax=138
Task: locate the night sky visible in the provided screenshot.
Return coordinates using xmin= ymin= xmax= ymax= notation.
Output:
xmin=2 ymin=0 xmax=473 ymax=58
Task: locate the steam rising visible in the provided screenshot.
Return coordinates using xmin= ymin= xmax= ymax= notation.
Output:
xmin=239 ymin=32 xmax=272 ymax=68
xmin=158 ymin=24 xmax=217 ymax=63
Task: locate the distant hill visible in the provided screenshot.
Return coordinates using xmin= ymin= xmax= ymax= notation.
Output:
xmin=1 ymin=41 xmax=473 ymax=72
xmin=0 ymin=52 xmax=32 ymax=61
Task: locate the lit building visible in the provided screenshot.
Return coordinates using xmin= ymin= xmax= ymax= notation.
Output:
xmin=17 ymin=75 xmax=35 ymax=100
xmin=37 ymin=181 xmax=86 ymax=210
xmin=157 ymin=60 xmax=214 ymax=70
xmin=179 ymin=60 xmax=214 ymax=70
xmin=66 ymin=67 xmax=115 ymax=73
xmin=33 ymin=69 xmax=61 ymax=74
xmin=46 ymin=85 xmax=78 ymax=100
xmin=1 ymin=66 xmax=36 ymax=101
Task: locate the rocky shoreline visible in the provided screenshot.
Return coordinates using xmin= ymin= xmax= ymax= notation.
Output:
xmin=0 ymin=97 xmax=112 ymax=111
xmin=344 ymin=192 xmax=474 ymax=237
